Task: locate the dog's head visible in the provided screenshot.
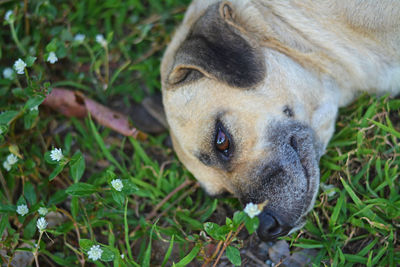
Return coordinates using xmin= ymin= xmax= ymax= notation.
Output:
xmin=161 ymin=1 xmax=339 ymax=241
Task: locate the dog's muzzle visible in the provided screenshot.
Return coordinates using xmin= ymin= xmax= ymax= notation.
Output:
xmin=241 ymin=121 xmax=321 ymax=241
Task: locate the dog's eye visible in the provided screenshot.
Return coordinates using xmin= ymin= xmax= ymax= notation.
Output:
xmin=215 ymin=125 xmax=230 ymax=157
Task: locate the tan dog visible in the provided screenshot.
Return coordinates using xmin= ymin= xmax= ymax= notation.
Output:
xmin=161 ymin=0 xmax=400 ymax=241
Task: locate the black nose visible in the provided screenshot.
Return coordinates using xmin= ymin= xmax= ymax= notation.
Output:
xmin=257 ymin=211 xmax=289 ymax=241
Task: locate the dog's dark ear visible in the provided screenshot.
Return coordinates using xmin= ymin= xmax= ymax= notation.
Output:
xmin=168 ymin=2 xmax=265 ymax=88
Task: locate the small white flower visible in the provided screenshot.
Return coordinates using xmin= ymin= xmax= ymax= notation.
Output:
xmin=111 ymin=179 xmax=123 ymax=191
xmin=121 ymin=254 xmax=124 ymax=259
xmin=36 ymin=217 xmax=48 ymax=232
xmin=74 ymin=34 xmax=85 ymax=43
xmin=50 ymin=148 xmax=63 ymax=162
xmin=46 ymin=52 xmax=58 ymax=64
xmin=4 ymin=10 xmax=13 ymax=22
xmin=16 ymin=204 xmax=29 ymax=216
xmin=6 ymin=154 xmax=18 ymax=165
xmin=38 ymin=207 xmax=48 ymax=216
xmin=3 ymin=67 xmax=14 ymax=79
xmin=13 ymin=58 xmax=26 ymax=74
xmin=87 ymin=245 xmax=103 ymax=261
xmin=3 ymin=161 xmax=11 ymax=171
xmin=244 ymin=202 xmax=262 ymax=218
xmin=96 ymin=34 xmax=107 ymax=47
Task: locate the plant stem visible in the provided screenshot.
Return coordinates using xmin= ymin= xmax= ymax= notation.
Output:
xmin=33 ymin=231 xmax=44 ymax=267
xmin=9 ymin=22 xmax=26 ymax=55
xmin=212 ymin=223 xmax=245 ymax=267
xmin=124 ymin=197 xmax=134 ymax=261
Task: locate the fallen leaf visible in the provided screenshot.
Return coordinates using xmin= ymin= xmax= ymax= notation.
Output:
xmin=43 ymin=88 xmax=147 ymax=140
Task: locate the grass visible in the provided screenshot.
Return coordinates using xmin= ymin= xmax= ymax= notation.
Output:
xmin=0 ymin=1 xmax=399 ymax=266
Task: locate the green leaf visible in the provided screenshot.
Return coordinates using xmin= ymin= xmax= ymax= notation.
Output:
xmin=49 ymin=162 xmax=67 ymax=181
xmin=226 ymin=246 xmax=241 ymax=266
xmin=0 ymin=110 xmax=19 ymax=124
xmin=100 ymin=246 xmax=115 ymax=262
xmin=48 ymin=190 xmax=67 ymax=205
xmin=173 ymin=244 xmax=201 ymax=267
xmin=79 ymin=239 xmax=95 ymax=251
xmin=122 ymin=179 xmax=138 ymax=195
xmin=244 ymin=216 xmax=259 ymax=234
xmin=24 ymin=96 xmax=45 ymax=110
xmin=71 ymin=197 xmax=79 ymax=219
xmin=111 ymin=191 xmax=124 ymax=207
xmin=89 ymin=118 xmax=123 ymax=171
xmin=46 ymin=40 xmax=57 ymax=52
xmin=17 ymin=195 xmax=27 ymax=206
xmin=0 ymin=204 xmax=16 ymax=213
xmin=42 ymin=251 xmax=74 ymax=265
xmin=69 ymin=151 xmax=85 ymax=183
xmin=23 ymin=217 xmax=37 ymax=239
xmin=25 ymin=56 xmax=37 ymax=67
xmin=24 ymin=181 xmax=37 ymax=205
xmin=24 ymin=110 xmax=38 ymax=129
xmin=233 ymin=211 xmax=246 ymax=226
xmin=161 ymin=235 xmax=174 ymax=267
xmin=204 ymin=222 xmax=225 ymax=240
xmin=0 ymin=215 xmax=9 ymax=239
xmin=142 ymin=224 xmax=156 ymax=267
xmin=369 ymin=119 xmax=400 ymax=138
xmin=66 ymin=183 xmax=98 ymax=196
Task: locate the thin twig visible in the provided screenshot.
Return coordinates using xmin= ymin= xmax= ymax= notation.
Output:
xmin=245 ymin=251 xmax=269 ymax=267
xmin=212 ymin=223 xmax=245 ymax=267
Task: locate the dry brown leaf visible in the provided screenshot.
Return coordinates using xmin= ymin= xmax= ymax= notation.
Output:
xmin=43 ymin=88 xmax=147 ymax=140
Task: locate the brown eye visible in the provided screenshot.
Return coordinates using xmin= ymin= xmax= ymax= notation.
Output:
xmin=215 ymin=127 xmax=230 ymax=154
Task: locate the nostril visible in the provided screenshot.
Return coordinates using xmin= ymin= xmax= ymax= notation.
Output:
xmin=257 ymin=212 xmax=286 ymax=241
xmin=290 ymin=135 xmax=298 ymax=153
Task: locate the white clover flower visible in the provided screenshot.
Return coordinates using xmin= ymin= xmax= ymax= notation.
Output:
xmin=6 ymin=154 xmax=18 ymax=165
xmin=111 ymin=179 xmax=123 ymax=192
xmin=3 ymin=67 xmax=14 ymax=80
xmin=16 ymin=204 xmax=29 ymax=216
xmin=87 ymin=245 xmax=103 ymax=261
xmin=13 ymin=58 xmax=26 ymax=74
xmin=3 ymin=161 xmax=11 ymax=171
xmin=74 ymin=33 xmax=86 ymax=43
xmin=96 ymin=34 xmax=107 ymax=47
xmin=38 ymin=207 xmax=48 ymax=216
xmin=46 ymin=52 xmax=58 ymax=64
xmin=50 ymin=148 xmax=63 ymax=162
xmin=4 ymin=10 xmax=13 ymax=22
xmin=244 ymin=202 xmax=262 ymax=218
xmin=36 ymin=217 xmax=48 ymax=232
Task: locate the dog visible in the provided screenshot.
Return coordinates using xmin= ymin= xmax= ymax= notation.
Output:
xmin=160 ymin=0 xmax=400 ymax=241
